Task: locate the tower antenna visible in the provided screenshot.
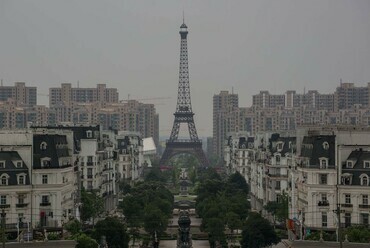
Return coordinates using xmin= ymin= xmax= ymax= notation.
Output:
xmin=183 ymin=10 xmax=185 ymax=24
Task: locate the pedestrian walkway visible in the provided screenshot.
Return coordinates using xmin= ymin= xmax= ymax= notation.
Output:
xmin=159 ymin=240 xmax=210 ymax=248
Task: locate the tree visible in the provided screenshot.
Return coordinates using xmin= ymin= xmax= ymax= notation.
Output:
xmin=344 ymin=226 xmax=370 ymax=243
xmin=80 ymin=189 xmax=104 ymax=225
xmin=241 ymin=212 xmax=280 ymax=248
xmin=76 ymin=233 xmax=99 ymax=248
xmin=94 ymin=217 xmax=129 ymax=248
xmin=227 ymin=172 xmax=249 ymax=194
xmin=64 ymin=219 xmax=82 ymax=237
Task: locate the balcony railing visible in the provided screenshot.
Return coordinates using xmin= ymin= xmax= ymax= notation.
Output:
xmin=318 ymin=201 xmax=329 ymax=207
xmin=341 ymin=203 xmax=353 ymax=208
xmin=87 ymin=175 xmax=93 ymax=179
xmin=0 ymin=204 xmax=10 ymax=209
xmin=40 ymin=202 xmax=51 ymax=206
xmin=16 ymin=203 xmax=29 ymax=208
xmin=359 ymin=204 xmax=370 ymax=209
xmin=87 ymin=162 xmax=94 ymax=166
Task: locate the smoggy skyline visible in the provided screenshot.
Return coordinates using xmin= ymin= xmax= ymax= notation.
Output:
xmin=1 ymin=0 xmax=370 ymax=137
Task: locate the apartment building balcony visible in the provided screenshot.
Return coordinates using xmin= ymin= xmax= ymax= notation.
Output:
xmin=87 ymin=175 xmax=93 ymax=179
xmin=40 ymin=202 xmax=51 ymax=207
xmin=267 ymin=173 xmax=287 ymax=179
xmin=16 ymin=203 xmax=29 ymax=208
xmin=318 ymin=200 xmax=329 ymax=207
xmin=359 ymin=204 xmax=370 ymax=209
xmin=0 ymin=204 xmax=10 ymax=209
xmin=341 ymin=203 xmax=353 ymax=208
xmin=87 ymin=162 xmax=95 ymax=166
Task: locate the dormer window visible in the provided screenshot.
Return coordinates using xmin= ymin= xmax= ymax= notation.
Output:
xmin=341 ymin=173 xmax=352 ymax=185
xmin=40 ymin=142 xmax=47 ymax=151
xmin=0 ymin=161 xmax=5 ymax=168
xmin=17 ymin=174 xmax=26 ymax=185
xmin=15 ymin=161 xmax=22 ymax=168
xmin=323 ymin=142 xmax=329 ymax=150
xmin=0 ymin=174 xmax=9 ymax=186
xmin=277 ymin=142 xmax=284 ymax=151
xmin=320 ymin=158 xmax=328 ymax=169
xmin=86 ymin=130 xmax=92 ymax=138
xmin=364 ymin=161 xmax=370 ymax=169
xmin=346 ymin=161 xmax=354 ymax=168
xmin=360 ymin=174 xmax=369 ymax=186
xmin=41 ymin=158 xmax=51 ymax=168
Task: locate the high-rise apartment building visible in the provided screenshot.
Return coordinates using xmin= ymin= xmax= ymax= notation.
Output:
xmin=0 ymin=82 xmax=37 ymax=106
xmin=334 ymin=82 xmax=370 ymax=110
xmin=253 ymin=90 xmax=334 ymax=111
xmin=49 ymin=83 xmax=119 ymax=106
xmin=213 ymin=91 xmax=239 ymax=158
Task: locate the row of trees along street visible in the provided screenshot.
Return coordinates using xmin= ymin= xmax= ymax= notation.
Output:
xmin=195 ymin=168 xmax=281 ymax=248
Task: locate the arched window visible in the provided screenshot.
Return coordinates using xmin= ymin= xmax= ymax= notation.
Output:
xmin=360 ymin=174 xmax=369 ymax=186
xmin=40 ymin=142 xmax=47 ymax=150
xmin=0 ymin=174 xmax=9 ymax=186
xmin=18 ymin=174 xmax=26 ymax=185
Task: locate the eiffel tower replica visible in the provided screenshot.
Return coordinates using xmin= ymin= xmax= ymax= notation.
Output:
xmin=160 ymin=20 xmax=209 ymax=167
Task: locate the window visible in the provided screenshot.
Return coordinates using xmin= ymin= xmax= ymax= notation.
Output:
xmin=361 ymin=213 xmax=369 ymax=226
xmin=40 ymin=142 xmax=47 ymax=150
xmin=361 ymin=175 xmax=369 ymax=186
xmin=18 ymin=194 xmax=25 ymax=204
xmin=275 ymin=181 xmax=281 ymax=190
xmin=16 ymin=161 xmax=22 ymax=168
xmin=86 ymin=130 xmax=92 ymax=138
xmin=322 ymin=142 xmax=329 ymax=150
xmin=41 ymin=159 xmax=50 ymax=168
xmin=364 ymin=161 xmax=370 ymax=168
xmin=341 ymin=175 xmax=352 ymax=185
xmin=320 ymin=158 xmax=328 ymax=169
xmin=363 ymin=195 xmax=368 ymax=205
xmin=345 ymin=213 xmax=351 ymax=227
xmin=322 ymin=212 xmax=328 ymax=227
xmin=0 ymin=195 xmax=6 ymax=205
xmin=319 ymin=174 xmax=328 ymax=184
xmin=346 ymin=161 xmax=353 ymax=168
xmin=42 ymin=175 xmax=48 ymax=184
xmin=276 ymin=155 xmax=280 ymax=165
xmin=41 ymin=195 xmax=49 ymax=204
xmin=18 ymin=175 xmax=25 ymax=185
xmin=321 ymin=193 xmax=327 ymax=202
xmin=87 ymin=156 xmax=93 ymax=163
xmin=345 ymin=194 xmax=351 ymax=204
xmin=0 ymin=161 xmax=4 ymax=168
xmin=277 ymin=142 xmax=283 ymax=151
xmin=1 ymin=175 xmax=8 ymax=186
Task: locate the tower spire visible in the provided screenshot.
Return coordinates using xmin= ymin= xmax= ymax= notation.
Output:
xmin=160 ymin=20 xmax=209 ymax=167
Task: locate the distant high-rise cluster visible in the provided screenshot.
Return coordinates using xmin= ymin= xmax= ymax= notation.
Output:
xmin=0 ymin=82 xmax=159 ymax=146
xmin=213 ymin=82 xmax=370 ymax=158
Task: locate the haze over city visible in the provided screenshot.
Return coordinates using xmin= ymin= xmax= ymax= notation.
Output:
xmin=1 ymin=0 xmax=370 ymax=137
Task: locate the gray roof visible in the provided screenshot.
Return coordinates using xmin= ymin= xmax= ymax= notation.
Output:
xmin=33 ymin=134 xmax=71 ymax=169
xmin=342 ymin=149 xmax=370 ymax=185
xmin=0 ymin=151 xmax=30 ymax=185
xmin=300 ymin=135 xmax=335 ymax=168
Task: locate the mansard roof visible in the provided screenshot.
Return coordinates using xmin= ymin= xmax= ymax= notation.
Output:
xmin=342 ymin=149 xmax=370 ymax=185
xmin=0 ymin=151 xmax=30 ymax=185
xmin=300 ymin=135 xmax=335 ymax=168
xmin=32 ymin=125 xmax=100 ymax=153
xmin=238 ymin=137 xmax=254 ymax=149
xmin=33 ymin=134 xmax=71 ymax=169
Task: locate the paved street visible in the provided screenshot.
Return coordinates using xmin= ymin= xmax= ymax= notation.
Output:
xmin=159 ymin=240 xmax=210 ymax=248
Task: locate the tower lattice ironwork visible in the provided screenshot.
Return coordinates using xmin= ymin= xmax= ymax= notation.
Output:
xmin=160 ymin=21 xmax=209 ymax=167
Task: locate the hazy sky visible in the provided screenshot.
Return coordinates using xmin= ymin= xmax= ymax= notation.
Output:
xmin=1 ymin=0 xmax=370 ymax=137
